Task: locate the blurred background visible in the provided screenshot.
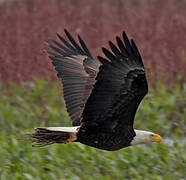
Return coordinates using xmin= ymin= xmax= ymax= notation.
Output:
xmin=0 ymin=0 xmax=185 ymax=179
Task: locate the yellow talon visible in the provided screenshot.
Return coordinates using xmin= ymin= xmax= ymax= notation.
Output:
xmin=64 ymin=136 xmax=77 ymax=144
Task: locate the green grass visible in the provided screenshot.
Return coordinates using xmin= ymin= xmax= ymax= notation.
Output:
xmin=0 ymin=79 xmax=185 ymax=180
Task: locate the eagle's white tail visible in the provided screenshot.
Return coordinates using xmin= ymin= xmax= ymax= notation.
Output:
xmin=29 ymin=126 xmax=80 ymax=146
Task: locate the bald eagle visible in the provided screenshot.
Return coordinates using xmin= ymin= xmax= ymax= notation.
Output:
xmin=30 ymin=30 xmax=162 ymax=151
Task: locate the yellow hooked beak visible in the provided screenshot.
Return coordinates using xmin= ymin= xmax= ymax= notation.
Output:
xmin=151 ymin=134 xmax=162 ymax=143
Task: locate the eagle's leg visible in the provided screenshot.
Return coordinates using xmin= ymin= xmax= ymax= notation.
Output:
xmin=64 ymin=136 xmax=77 ymax=144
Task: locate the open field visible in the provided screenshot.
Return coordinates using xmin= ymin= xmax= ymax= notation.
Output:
xmin=0 ymin=79 xmax=185 ymax=180
xmin=0 ymin=0 xmax=185 ymax=179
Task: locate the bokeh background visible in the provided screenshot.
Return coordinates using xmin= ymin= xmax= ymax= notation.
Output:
xmin=0 ymin=0 xmax=185 ymax=179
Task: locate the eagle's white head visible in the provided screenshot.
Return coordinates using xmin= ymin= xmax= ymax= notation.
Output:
xmin=131 ymin=129 xmax=162 ymax=145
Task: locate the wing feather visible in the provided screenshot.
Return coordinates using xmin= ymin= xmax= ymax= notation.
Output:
xmin=82 ymin=32 xmax=148 ymax=133
xmin=47 ymin=30 xmax=100 ymax=126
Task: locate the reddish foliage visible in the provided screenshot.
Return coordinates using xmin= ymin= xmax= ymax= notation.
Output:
xmin=0 ymin=0 xmax=186 ymax=86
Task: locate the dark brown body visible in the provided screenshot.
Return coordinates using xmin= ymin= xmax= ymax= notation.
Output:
xmin=77 ymin=123 xmax=136 ymax=151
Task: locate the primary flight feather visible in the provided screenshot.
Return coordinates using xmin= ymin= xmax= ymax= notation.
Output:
xmin=29 ymin=29 xmax=162 ymax=151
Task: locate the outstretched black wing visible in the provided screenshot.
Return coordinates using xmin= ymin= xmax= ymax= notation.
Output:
xmin=82 ymin=32 xmax=148 ymax=132
xmin=46 ymin=29 xmax=100 ymax=126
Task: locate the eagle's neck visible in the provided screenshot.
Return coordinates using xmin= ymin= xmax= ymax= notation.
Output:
xmin=130 ymin=129 xmax=154 ymax=145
